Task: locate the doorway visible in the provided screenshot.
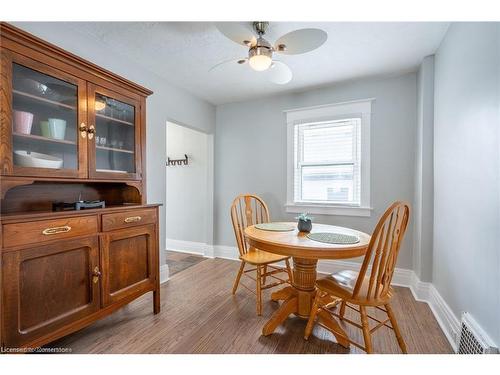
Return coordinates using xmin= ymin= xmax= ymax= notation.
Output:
xmin=165 ymin=121 xmax=214 ymax=257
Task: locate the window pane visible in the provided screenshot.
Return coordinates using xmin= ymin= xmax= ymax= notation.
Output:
xmin=300 ymin=165 xmax=358 ymax=204
xmin=12 ymin=63 xmax=78 ymax=171
xmin=95 ymin=93 xmax=136 ymax=174
xmin=302 ymin=122 xmax=354 ymax=163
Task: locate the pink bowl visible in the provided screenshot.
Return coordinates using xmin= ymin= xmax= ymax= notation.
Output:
xmin=13 ymin=110 xmax=34 ymax=134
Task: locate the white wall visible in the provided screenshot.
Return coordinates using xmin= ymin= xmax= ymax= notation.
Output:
xmin=166 ymin=122 xmax=210 ymax=244
xmin=12 ymin=22 xmax=217 ymax=267
xmin=413 ymin=56 xmax=435 ymax=282
xmin=215 ymin=73 xmax=417 ymax=268
xmin=433 ymin=22 xmax=500 ymax=345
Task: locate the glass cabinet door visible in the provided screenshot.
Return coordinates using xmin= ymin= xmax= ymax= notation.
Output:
xmin=88 ymin=84 xmax=141 ymax=180
xmin=9 ymin=55 xmax=87 ymax=178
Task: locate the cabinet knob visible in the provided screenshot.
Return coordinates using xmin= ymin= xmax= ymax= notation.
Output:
xmin=88 ymin=125 xmax=95 ymax=140
xmin=92 ymin=266 xmax=101 ymax=284
xmin=79 ymin=123 xmax=88 ymax=139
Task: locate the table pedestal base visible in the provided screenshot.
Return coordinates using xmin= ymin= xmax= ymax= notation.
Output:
xmin=262 ymin=257 xmax=349 ymax=348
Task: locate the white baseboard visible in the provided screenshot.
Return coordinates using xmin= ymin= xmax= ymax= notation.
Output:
xmin=426 ymin=285 xmax=460 ymax=351
xmin=171 ymin=242 xmax=461 ymax=350
xmin=213 ymin=245 xmax=239 ymax=260
xmin=407 ymin=273 xmax=459 ymax=351
xmin=160 ymin=264 xmax=169 ymax=284
xmin=166 ymin=238 xmax=215 ymax=258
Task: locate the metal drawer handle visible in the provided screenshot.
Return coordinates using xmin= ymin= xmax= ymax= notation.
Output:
xmin=124 ymin=216 xmax=142 ymax=223
xmin=42 ymin=225 xmax=72 ymax=235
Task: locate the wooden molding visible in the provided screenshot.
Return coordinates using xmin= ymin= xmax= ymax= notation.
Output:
xmin=0 ymin=177 xmax=35 ymax=199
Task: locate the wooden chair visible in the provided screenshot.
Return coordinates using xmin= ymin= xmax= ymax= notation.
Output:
xmin=230 ymin=194 xmax=293 ymax=315
xmin=304 ymin=201 xmax=410 ymax=353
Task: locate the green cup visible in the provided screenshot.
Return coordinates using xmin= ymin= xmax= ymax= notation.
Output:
xmin=40 ymin=121 xmax=50 ymax=137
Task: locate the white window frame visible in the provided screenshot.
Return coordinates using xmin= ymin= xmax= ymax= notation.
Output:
xmin=285 ymin=99 xmax=373 ymax=217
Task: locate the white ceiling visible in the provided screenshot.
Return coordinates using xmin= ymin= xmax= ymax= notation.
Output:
xmin=68 ymin=22 xmax=449 ymax=105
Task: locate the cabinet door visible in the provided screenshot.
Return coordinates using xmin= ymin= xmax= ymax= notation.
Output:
xmin=2 ymin=236 xmax=100 ymax=348
xmin=100 ymin=225 xmax=157 ymax=306
xmin=87 ymin=83 xmax=142 ymax=180
xmin=0 ymin=50 xmax=88 ymax=178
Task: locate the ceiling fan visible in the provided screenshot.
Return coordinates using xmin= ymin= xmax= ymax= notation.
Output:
xmin=211 ymin=22 xmax=328 ymax=85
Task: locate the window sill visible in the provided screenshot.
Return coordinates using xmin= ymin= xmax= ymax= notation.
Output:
xmin=285 ymin=203 xmax=372 ymax=217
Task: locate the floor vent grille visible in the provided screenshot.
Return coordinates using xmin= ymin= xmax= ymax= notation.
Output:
xmin=456 ymin=313 xmax=498 ymax=354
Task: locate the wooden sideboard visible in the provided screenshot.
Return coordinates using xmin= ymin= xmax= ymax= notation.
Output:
xmin=0 ymin=23 xmax=160 ymax=350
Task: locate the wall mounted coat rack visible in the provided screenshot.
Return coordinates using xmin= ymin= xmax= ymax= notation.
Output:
xmin=167 ymin=154 xmax=189 ymax=166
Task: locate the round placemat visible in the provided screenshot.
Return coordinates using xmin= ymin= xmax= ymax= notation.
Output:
xmin=254 ymin=222 xmax=295 ymax=232
xmin=307 ymin=232 xmax=360 ymax=244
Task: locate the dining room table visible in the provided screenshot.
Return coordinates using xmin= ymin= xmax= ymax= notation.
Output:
xmin=244 ymin=221 xmax=371 ymax=347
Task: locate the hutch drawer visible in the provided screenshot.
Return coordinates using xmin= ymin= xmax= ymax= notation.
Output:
xmin=101 ymin=208 xmax=156 ymax=232
xmin=3 ymin=215 xmax=98 ymax=248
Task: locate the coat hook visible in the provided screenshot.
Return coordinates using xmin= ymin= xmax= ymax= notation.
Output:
xmin=166 ymin=154 xmax=189 ymax=166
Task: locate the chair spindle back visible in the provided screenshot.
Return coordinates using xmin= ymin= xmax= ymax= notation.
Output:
xmin=230 ymin=194 xmax=270 ymax=256
xmin=352 ymin=201 xmax=410 ymax=302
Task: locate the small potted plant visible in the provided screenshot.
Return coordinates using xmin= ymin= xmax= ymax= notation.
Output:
xmin=296 ymin=213 xmax=313 ymax=233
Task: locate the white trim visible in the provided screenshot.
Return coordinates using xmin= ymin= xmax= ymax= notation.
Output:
xmin=205 ymin=134 xmax=215 ymax=253
xmin=407 ymin=274 xmax=460 ymax=351
xmin=204 ymin=244 xmax=215 ymax=258
xmin=285 ymin=99 xmax=371 ymax=216
xmin=211 ymin=244 xmax=460 ymax=350
xmin=160 ymin=264 xmax=170 ymax=284
xmin=283 ymin=98 xmax=375 ymax=116
xmin=285 ymin=203 xmax=372 ymax=217
xmin=213 ymin=245 xmax=240 ymax=260
xmin=426 ymin=285 xmax=460 ymax=351
xmin=166 ymin=238 xmax=215 ymax=258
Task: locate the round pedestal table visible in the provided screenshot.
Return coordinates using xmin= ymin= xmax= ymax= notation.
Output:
xmin=244 ymin=222 xmax=370 ymax=347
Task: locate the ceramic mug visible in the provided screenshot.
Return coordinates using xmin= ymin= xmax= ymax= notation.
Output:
xmin=13 ymin=110 xmax=34 ymax=134
xmin=39 ymin=121 xmax=50 ymax=137
xmin=47 ymin=118 xmax=67 ymax=140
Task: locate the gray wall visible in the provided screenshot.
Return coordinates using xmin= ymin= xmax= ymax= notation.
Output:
xmin=413 ymin=56 xmax=435 ymax=282
xmin=433 ymin=23 xmax=500 ymax=345
xmin=215 ymin=73 xmax=417 ymax=268
xmin=13 ymin=23 xmax=216 ymax=267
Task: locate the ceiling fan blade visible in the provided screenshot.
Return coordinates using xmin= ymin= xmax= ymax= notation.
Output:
xmin=265 ymin=61 xmax=292 ymax=85
xmin=208 ymin=58 xmax=248 ymax=73
xmin=274 ymin=28 xmax=327 ymax=55
xmin=215 ymin=22 xmax=257 ymax=47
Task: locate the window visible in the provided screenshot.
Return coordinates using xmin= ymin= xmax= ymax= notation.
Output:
xmin=285 ymin=100 xmax=372 ymax=216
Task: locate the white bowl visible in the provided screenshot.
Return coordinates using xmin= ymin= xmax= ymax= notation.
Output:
xmin=14 ymin=150 xmax=63 ymax=169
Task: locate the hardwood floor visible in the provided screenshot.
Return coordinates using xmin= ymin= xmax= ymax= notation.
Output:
xmin=166 ymin=250 xmax=207 ymax=276
xmin=48 ymin=258 xmax=452 ymax=354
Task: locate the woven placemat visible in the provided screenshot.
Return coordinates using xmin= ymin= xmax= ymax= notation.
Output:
xmin=254 ymin=222 xmax=295 ymax=232
xmin=307 ymin=232 xmax=360 ymax=244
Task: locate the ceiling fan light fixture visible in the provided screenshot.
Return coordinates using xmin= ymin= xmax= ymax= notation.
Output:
xmin=249 ymin=54 xmax=272 ymax=71
xmin=248 ymin=37 xmax=273 ymax=71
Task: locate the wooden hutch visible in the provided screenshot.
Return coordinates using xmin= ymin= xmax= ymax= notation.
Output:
xmin=0 ymin=23 xmax=160 ymax=349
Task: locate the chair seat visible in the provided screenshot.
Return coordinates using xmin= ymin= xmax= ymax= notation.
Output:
xmin=316 ymin=269 xmax=393 ymax=305
xmin=240 ymin=248 xmax=290 ymax=265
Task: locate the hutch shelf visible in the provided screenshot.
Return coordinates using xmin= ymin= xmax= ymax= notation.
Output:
xmin=0 ymin=22 xmax=160 ymax=350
